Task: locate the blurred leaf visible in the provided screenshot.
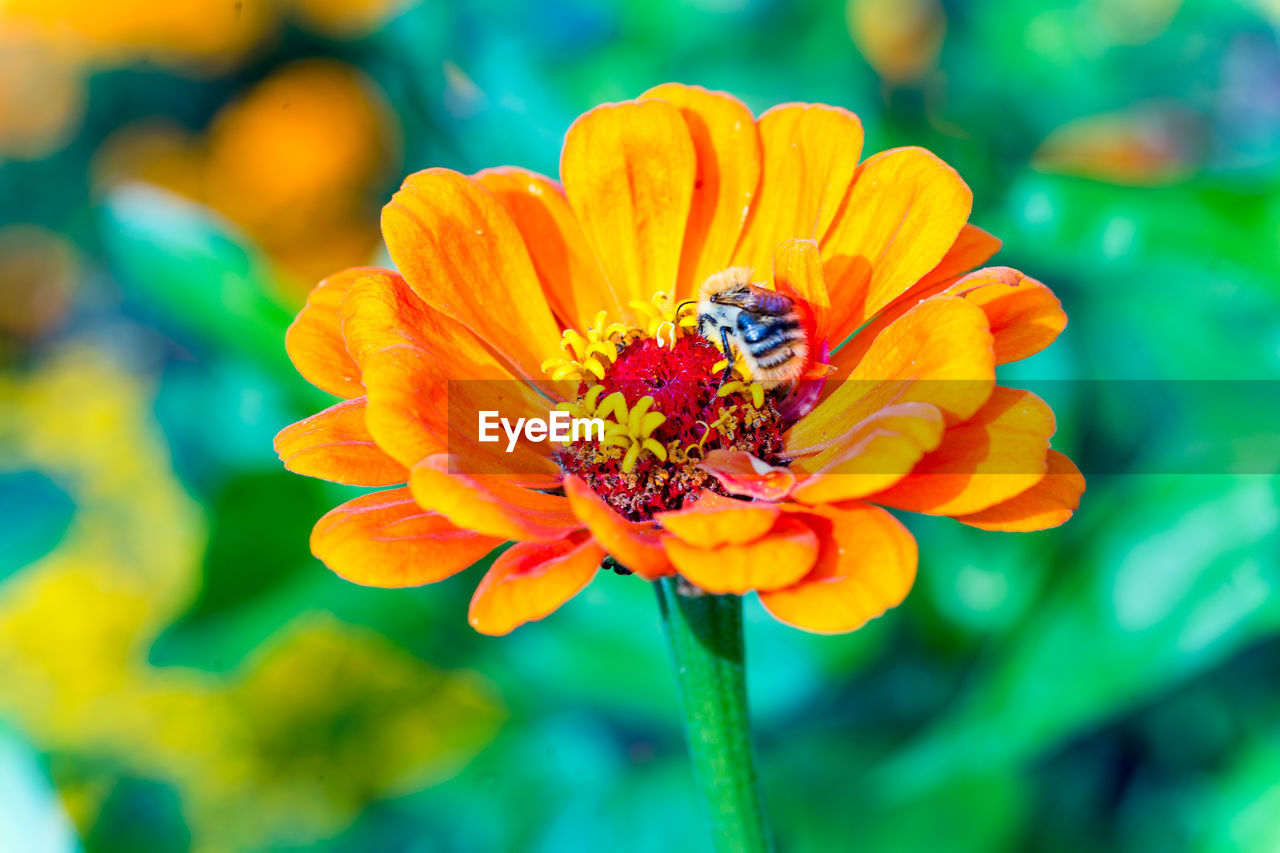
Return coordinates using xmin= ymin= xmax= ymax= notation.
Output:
xmin=403 ymin=711 xmax=643 ymax=852
xmin=998 ymin=173 xmax=1280 ymax=286
xmin=154 ymin=356 xmax=314 ymax=488
xmin=1202 ymin=727 xmax=1280 ymax=853
xmin=152 ymin=469 xmax=333 ymax=666
xmin=99 ymin=184 xmax=296 ymax=378
xmin=83 ymin=777 xmax=188 ymax=853
xmin=0 ymin=472 xmax=74 ymax=582
xmin=882 ymin=476 xmax=1280 ymax=794
xmin=768 ymin=729 xmax=1027 ymax=853
xmin=533 ymin=753 xmax=703 ymax=853
xmin=489 ymin=572 xmax=681 ymax=722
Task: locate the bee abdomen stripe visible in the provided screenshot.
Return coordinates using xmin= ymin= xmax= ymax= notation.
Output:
xmin=740 ymin=318 xmax=799 ymax=339
xmin=757 ymin=348 xmax=801 ymax=367
xmin=747 ymin=328 xmax=803 ymax=355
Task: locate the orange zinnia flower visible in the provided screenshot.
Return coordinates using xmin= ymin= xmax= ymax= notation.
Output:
xmin=275 ymin=84 xmax=1084 ymax=636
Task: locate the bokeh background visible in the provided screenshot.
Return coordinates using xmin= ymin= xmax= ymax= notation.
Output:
xmin=3 ymin=0 xmax=1280 ymax=850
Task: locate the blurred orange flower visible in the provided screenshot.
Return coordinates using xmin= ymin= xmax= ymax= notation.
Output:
xmin=1033 ymin=104 xmax=1200 ymax=186
xmin=0 ymin=0 xmax=272 ymax=72
xmin=0 ymin=32 xmax=85 ymax=159
xmin=97 ymin=60 xmax=397 ymax=297
xmin=846 ymin=0 xmax=946 ymax=83
xmin=0 ymin=224 xmax=80 ymax=342
xmin=276 ymin=84 xmax=1084 ymax=635
xmin=291 ymin=0 xmax=409 ymax=38
xmin=0 ymin=0 xmax=412 ymax=159
xmin=0 ymin=0 xmax=408 ymax=71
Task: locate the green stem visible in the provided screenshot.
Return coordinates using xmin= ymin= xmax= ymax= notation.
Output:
xmin=656 ymin=577 xmax=770 ymax=852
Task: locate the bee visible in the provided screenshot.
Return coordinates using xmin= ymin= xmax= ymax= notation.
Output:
xmin=690 ymin=267 xmax=809 ymax=388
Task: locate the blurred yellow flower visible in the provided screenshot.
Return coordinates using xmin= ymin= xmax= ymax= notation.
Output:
xmin=0 ymin=346 xmax=502 ymax=851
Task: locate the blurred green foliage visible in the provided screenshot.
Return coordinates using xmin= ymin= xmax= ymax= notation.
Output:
xmin=3 ymin=0 xmax=1280 ymax=850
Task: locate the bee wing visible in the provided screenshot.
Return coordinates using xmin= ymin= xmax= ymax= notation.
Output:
xmin=736 ymin=283 xmax=796 ymax=316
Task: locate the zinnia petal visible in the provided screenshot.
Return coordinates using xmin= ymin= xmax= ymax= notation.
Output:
xmin=915 ymin=223 xmax=1003 ymax=291
xmin=759 ymin=503 xmax=916 ymax=633
xmin=696 ymin=450 xmax=797 ymax=501
xmin=831 ymin=265 xmax=1064 ymax=372
xmin=382 ymin=168 xmax=563 ymax=381
xmin=787 ymin=295 xmax=994 ymax=455
xmin=564 ymin=476 xmax=672 ymax=580
xmin=311 ymin=487 xmax=502 ymax=587
xmin=953 ymin=267 xmax=1067 ymax=364
xmin=790 ymin=402 xmax=945 ymax=503
xmin=469 ymin=532 xmax=604 ymax=635
xmin=829 ymin=224 xmax=1003 ymax=370
xmin=474 ymin=166 xmax=620 ymax=329
xmin=773 ymin=238 xmax=830 ymax=348
xmin=733 ymin=103 xmax=865 ymax=275
xmin=871 ymin=387 xmax=1055 ymax=516
xmin=274 ymin=396 xmax=409 ymax=486
xmin=662 ymin=515 xmax=819 ymax=594
xmin=358 ymin=344 xmax=447 ymax=470
xmin=342 ymin=270 xmax=560 ymax=481
xmin=821 ymin=147 xmax=973 ymax=345
xmin=955 ymin=450 xmax=1084 ymax=531
xmin=411 ymin=454 xmax=579 ymax=541
xmin=840 ymin=294 xmax=994 ymax=422
xmin=640 ymin=84 xmax=762 ymax=295
xmin=656 ymin=494 xmax=782 ymax=547
xmin=561 ymin=98 xmax=697 ymax=305
xmin=284 ymin=266 xmax=379 ymax=397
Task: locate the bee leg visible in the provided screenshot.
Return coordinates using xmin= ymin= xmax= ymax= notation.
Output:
xmin=717 ymin=326 xmax=736 ymax=385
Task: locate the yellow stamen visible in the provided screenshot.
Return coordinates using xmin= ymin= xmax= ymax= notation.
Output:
xmin=601 ymin=434 xmax=631 ymax=450
xmin=551 ymin=363 xmax=581 ymax=381
xmin=585 ymin=341 xmax=616 ymax=362
xmin=627 ymin=396 xmax=654 ymax=436
xmin=715 ymin=379 xmax=766 ymax=409
xmin=640 ymin=411 xmax=666 ymax=436
xmin=561 ymin=329 xmax=586 ymax=358
xmin=654 ymin=319 xmax=677 ymax=348
xmin=621 ymin=442 xmax=642 ymax=474
xmin=627 ymin=299 xmax=656 ymax=316
xmin=596 ymin=391 xmax=627 ymax=422
xmin=717 ymin=381 xmax=746 ymax=398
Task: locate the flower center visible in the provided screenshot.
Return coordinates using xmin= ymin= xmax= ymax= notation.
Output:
xmin=543 ymin=293 xmax=787 ymax=521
